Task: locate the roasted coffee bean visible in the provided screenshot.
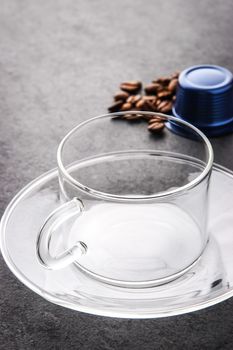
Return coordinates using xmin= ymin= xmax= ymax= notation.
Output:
xmin=144 ymin=100 xmax=157 ymax=112
xmin=135 ymin=98 xmax=156 ymax=112
xmin=157 ymin=85 xmax=165 ymax=92
xmin=142 ymin=95 xmax=157 ymax=104
xmin=123 ymin=113 xmax=142 ymax=121
xmin=114 ymin=91 xmax=130 ymax=101
xmin=135 ymin=99 xmax=145 ymax=109
xmin=168 ymin=78 xmax=178 ymax=92
xmin=148 ymin=116 xmax=166 ymax=123
xmin=170 ymin=71 xmax=180 ymax=79
xmin=148 ymin=122 xmax=165 ymax=132
xmin=127 ymin=95 xmax=135 ymax=104
xmin=143 ymin=100 xmax=156 ymax=112
xmin=108 ymin=100 xmax=124 ymax=113
xmin=127 ymin=94 xmax=141 ymax=104
xmin=153 ymin=77 xmax=171 ymax=85
xmin=157 ymin=100 xmax=167 ymax=110
xmin=157 ymin=100 xmax=173 ymax=113
xmin=144 ymin=83 xmax=160 ymax=94
xmin=120 ymin=81 xmax=142 ymax=93
xmin=141 ymin=114 xmax=155 ymax=121
xmin=121 ymin=102 xmax=133 ymax=111
xmin=134 ymin=94 xmax=142 ymax=103
xmin=110 ymin=71 xmax=178 ymax=121
xmin=162 ymin=101 xmax=173 ymax=112
xmin=133 ymin=113 xmax=145 ymax=119
xmin=157 ymin=90 xmax=172 ymax=99
xmin=156 ymin=99 xmax=162 ymax=106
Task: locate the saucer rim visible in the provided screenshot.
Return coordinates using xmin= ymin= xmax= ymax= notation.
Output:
xmin=1 ymin=163 xmax=233 ymax=319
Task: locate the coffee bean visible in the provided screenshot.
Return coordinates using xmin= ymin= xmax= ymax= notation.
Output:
xmin=127 ymin=94 xmax=141 ymax=104
xmin=161 ymin=102 xmax=173 ymax=113
xmin=110 ymin=71 xmax=178 ymax=123
xmin=135 ymin=98 xmax=156 ymax=112
xmin=154 ymin=77 xmax=171 ymax=85
xmin=165 ymin=101 xmax=173 ymax=111
xmin=148 ymin=122 xmax=165 ymax=132
xmin=157 ymin=100 xmax=173 ymax=113
xmin=120 ymin=81 xmax=142 ymax=93
xmin=126 ymin=95 xmax=135 ymax=104
xmin=134 ymin=113 xmax=145 ymax=119
xmin=157 ymin=85 xmax=165 ymax=92
xmin=114 ymin=91 xmax=130 ymax=101
xmin=170 ymin=71 xmax=180 ymax=79
xmin=168 ymin=78 xmax=178 ymax=92
xmin=135 ymin=99 xmax=145 ymax=109
xmin=157 ymin=100 xmax=168 ymax=110
xmin=108 ymin=100 xmax=124 ymax=113
xmin=148 ymin=116 xmax=166 ymax=123
xmin=157 ymin=90 xmax=172 ymax=99
xmin=141 ymin=114 xmax=155 ymax=121
xmin=143 ymin=100 xmax=157 ymax=112
xmin=134 ymin=94 xmax=142 ymax=103
xmin=137 ymin=99 xmax=146 ymax=109
xmin=144 ymin=83 xmax=160 ymax=94
xmin=123 ymin=113 xmax=142 ymax=121
xmin=121 ymin=102 xmax=133 ymax=111
xmin=142 ymin=95 xmax=157 ymax=104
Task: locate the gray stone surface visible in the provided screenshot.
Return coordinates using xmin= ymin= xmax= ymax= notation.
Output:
xmin=1 ymin=0 xmax=233 ymax=349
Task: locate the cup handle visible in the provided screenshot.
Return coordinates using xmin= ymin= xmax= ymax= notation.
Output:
xmin=36 ymin=197 xmax=87 ymax=270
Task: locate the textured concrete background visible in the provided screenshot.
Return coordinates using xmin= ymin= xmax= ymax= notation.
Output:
xmin=1 ymin=0 xmax=233 ymax=349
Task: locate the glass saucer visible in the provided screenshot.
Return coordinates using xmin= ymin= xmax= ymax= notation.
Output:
xmin=1 ymin=164 xmax=233 ymax=319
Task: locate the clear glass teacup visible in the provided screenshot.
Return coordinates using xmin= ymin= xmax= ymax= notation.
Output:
xmin=37 ymin=112 xmax=213 ymax=288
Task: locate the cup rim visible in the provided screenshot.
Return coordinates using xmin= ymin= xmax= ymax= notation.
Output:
xmin=57 ymin=112 xmax=214 ymax=201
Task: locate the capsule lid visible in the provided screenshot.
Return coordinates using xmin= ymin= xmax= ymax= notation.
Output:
xmin=171 ymin=65 xmax=233 ymax=137
xmin=179 ymin=65 xmax=233 ymax=90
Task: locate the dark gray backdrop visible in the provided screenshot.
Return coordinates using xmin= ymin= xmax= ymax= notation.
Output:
xmin=1 ymin=1 xmax=233 ymax=349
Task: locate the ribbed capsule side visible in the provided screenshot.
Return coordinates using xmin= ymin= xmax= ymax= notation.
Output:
xmin=174 ymin=83 xmax=233 ymax=127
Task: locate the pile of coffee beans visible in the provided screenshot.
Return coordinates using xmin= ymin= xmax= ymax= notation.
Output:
xmin=108 ymin=72 xmax=179 ymax=132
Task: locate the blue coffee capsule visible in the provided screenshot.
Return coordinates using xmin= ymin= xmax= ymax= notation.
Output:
xmin=169 ymin=65 xmax=233 ymax=137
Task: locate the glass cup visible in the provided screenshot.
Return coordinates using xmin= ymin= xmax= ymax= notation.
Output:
xmin=37 ymin=112 xmax=213 ymax=288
